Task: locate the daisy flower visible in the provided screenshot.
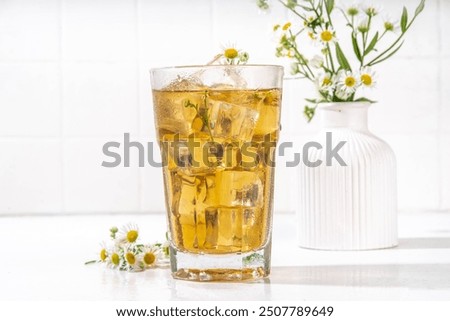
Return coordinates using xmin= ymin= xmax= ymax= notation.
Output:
xmin=99 ymin=242 xmax=108 ymax=262
xmin=316 ymin=72 xmax=335 ymax=96
xmin=318 ymin=27 xmax=336 ymax=45
xmin=223 ymin=47 xmax=238 ymax=60
xmin=124 ymin=248 xmax=144 ymax=272
xmin=308 ymin=31 xmax=317 ymax=41
xmin=335 ymin=88 xmax=351 ymax=100
xmin=238 ymin=51 xmax=249 ymax=63
xmin=362 ymin=4 xmax=381 ymax=17
xmin=383 ymin=16 xmax=399 ymax=33
xmin=309 ymin=55 xmax=324 ymax=69
xmin=282 ymin=22 xmax=292 ymax=31
xmin=359 ymin=67 xmax=376 ymax=88
xmin=306 ymin=31 xmax=320 ymax=47
xmin=217 ymin=44 xmax=249 ymax=65
xmin=106 ymin=247 xmax=122 ymax=269
xmin=336 ymin=70 xmax=360 ymax=96
xmin=345 ymin=4 xmax=360 ymax=17
xmin=357 ymin=18 xmax=370 ymax=33
xmin=139 ymin=245 xmax=161 ymax=268
xmin=116 ymin=223 xmax=140 ymax=245
xmin=303 ymin=15 xmax=316 ymax=31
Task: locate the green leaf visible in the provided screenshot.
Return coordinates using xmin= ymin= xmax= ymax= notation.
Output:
xmin=335 ymin=43 xmax=351 ymax=71
xmin=84 ymin=260 xmax=97 ymax=265
xmin=400 ymin=7 xmax=408 ymax=33
xmin=369 ymin=41 xmax=405 ymax=66
xmin=304 ymin=105 xmax=316 ymax=123
xmin=351 ymin=33 xmax=362 ymax=62
xmin=325 ymin=0 xmax=335 ymax=15
xmin=365 ymin=32 xmax=379 ymax=55
xmin=305 ymin=98 xmax=319 ymax=104
xmin=299 ymin=5 xmax=313 ymax=12
xmin=415 ymin=0 xmax=426 ymax=17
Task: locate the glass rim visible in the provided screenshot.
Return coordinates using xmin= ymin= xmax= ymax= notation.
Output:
xmin=149 ymin=64 xmax=284 ymax=73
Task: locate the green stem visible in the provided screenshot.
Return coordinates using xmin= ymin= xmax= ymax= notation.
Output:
xmin=377 ymin=29 xmax=388 ymax=43
xmin=324 ymin=51 xmax=330 ymax=70
xmin=309 ymin=0 xmax=321 ymax=21
xmin=277 ymin=0 xmax=306 ymax=21
xmin=360 ymin=31 xmax=367 ymax=66
xmin=366 ymin=14 xmax=420 ymax=66
xmin=289 ymin=30 xmax=315 ymax=79
xmin=326 ymin=44 xmax=336 ymax=73
xmin=202 ymin=91 xmax=215 ymax=142
xmin=84 ymin=260 xmax=97 ymax=265
xmin=324 ymin=1 xmax=333 ymax=28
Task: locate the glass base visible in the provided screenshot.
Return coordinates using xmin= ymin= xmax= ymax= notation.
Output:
xmin=169 ymin=242 xmax=271 ymax=282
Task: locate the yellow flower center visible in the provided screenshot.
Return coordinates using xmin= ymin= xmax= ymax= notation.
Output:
xmin=384 ymin=22 xmax=394 ymax=31
xmin=366 ymin=7 xmax=377 ymax=16
xmin=111 ymin=253 xmax=120 ymax=265
xmin=224 ymin=48 xmax=238 ymax=59
xmin=320 ymin=30 xmax=333 ymax=42
xmin=345 ymin=76 xmax=356 ymax=87
xmin=308 ymin=32 xmax=316 ymax=40
xmin=322 ymin=77 xmax=331 ymax=86
xmin=282 ymin=22 xmax=291 ymax=31
xmin=144 ymin=252 xmax=156 ymax=265
xmin=347 ymin=7 xmax=359 ymax=16
xmin=100 ymin=248 xmax=107 ymax=261
xmin=126 ymin=252 xmax=136 ymax=265
xmin=361 ymin=74 xmax=372 ymax=86
xmin=126 ymin=230 xmax=138 ymax=243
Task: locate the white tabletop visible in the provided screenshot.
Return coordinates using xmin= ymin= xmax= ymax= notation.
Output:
xmin=1 ymin=213 xmax=449 ymax=301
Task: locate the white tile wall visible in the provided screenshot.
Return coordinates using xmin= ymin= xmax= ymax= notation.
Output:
xmin=0 ymin=0 xmax=60 ymax=61
xmin=62 ymin=0 xmax=137 ymax=62
xmin=0 ymin=63 xmax=60 ymax=136
xmin=63 ymin=62 xmax=138 ymax=137
xmin=387 ymin=134 xmax=440 ymax=211
xmin=0 ymin=0 xmax=448 ymax=215
xmin=370 ymin=57 xmax=439 ymax=135
xmin=0 ymin=139 xmax=62 ymax=214
xmin=139 ymin=0 xmax=213 ymax=66
xmin=378 ymin=0 xmax=440 ymax=58
xmin=63 ymin=138 xmax=139 ymax=213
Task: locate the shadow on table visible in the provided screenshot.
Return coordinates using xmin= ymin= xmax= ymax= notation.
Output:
xmin=270 ymin=264 xmax=450 ymax=289
xmin=397 ymin=237 xmax=450 ymax=249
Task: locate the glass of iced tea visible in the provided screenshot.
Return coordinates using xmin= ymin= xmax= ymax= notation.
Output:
xmin=150 ymin=65 xmax=283 ymax=281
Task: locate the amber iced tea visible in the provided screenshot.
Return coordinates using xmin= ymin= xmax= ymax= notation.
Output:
xmin=150 ymin=65 xmax=283 ymax=281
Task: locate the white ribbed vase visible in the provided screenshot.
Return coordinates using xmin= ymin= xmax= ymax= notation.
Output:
xmin=298 ymin=102 xmax=398 ymax=250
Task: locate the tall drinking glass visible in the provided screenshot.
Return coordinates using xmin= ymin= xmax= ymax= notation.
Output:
xmin=150 ymin=65 xmax=283 ymax=281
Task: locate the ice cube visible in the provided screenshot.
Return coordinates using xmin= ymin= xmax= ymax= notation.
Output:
xmin=171 ymin=173 xmax=215 ymax=249
xmin=204 ymin=207 xmax=263 ymax=251
xmin=253 ymin=90 xmax=281 ymax=137
xmin=215 ymin=170 xmax=263 ymax=207
xmin=224 ymin=67 xmax=248 ymax=88
xmin=153 ymin=95 xmax=191 ymax=135
xmin=163 ymin=76 xmax=204 ymax=91
xmin=164 ymin=138 xmax=223 ymax=175
xmin=209 ymin=100 xmax=259 ymax=141
xmin=170 ymin=173 xmax=197 ymax=249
